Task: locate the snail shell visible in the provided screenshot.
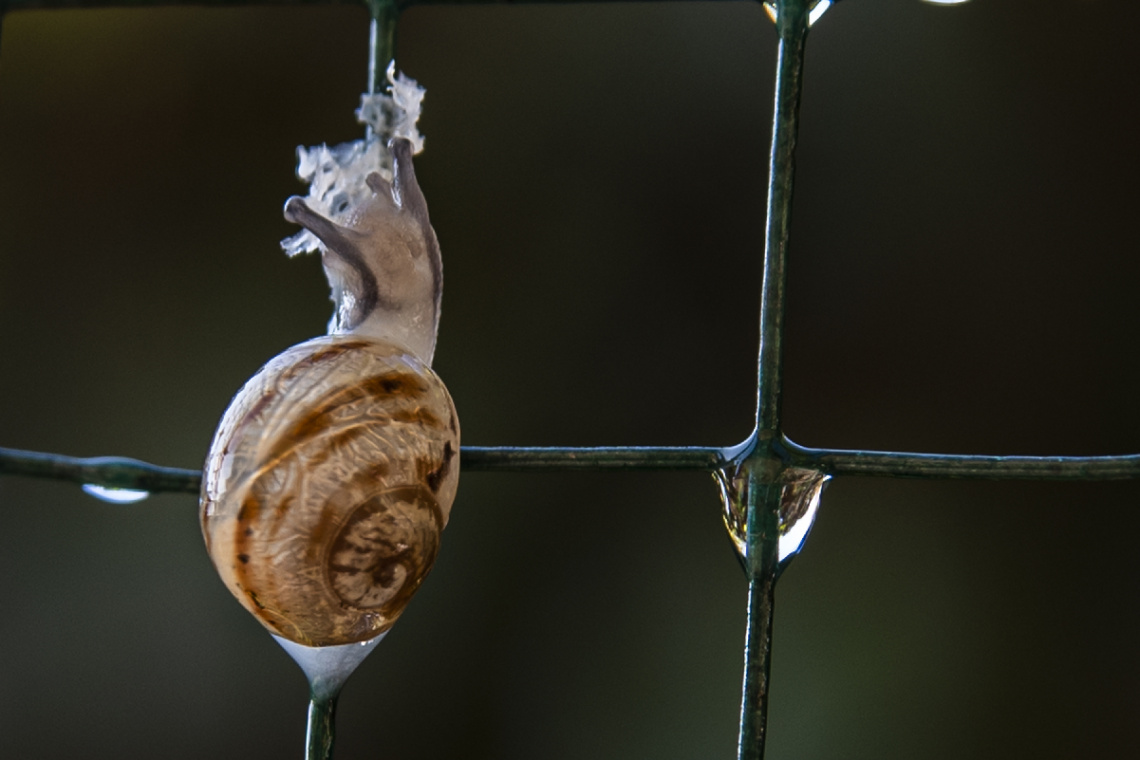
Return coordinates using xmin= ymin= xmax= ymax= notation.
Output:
xmin=201 ymin=138 xmax=458 ymax=647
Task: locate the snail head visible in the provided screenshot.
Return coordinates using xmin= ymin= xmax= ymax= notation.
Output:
xmin=284 ymin=138 xmax=443 ymax=365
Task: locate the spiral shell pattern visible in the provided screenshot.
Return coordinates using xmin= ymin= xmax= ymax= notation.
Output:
xmin=201 ymin=335 xmax=459 ymax=646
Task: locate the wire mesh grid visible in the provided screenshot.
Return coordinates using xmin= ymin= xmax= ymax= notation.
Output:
xmin=2 ymin=0 xmax=1140 ymax=758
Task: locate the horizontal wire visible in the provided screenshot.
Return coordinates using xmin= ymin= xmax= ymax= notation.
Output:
xmin=0 ymin=446 xmax=202 ymax=494
xmin=461 ymin=446 xmax=728 ymax=471
xmin=0 ymin=0 xmax=711 ymax=15
xmin=783 ymin=439 xmax=1140 ymax=480
xmin=0 ymin=444 xmax=729 ymax=496
xmin=7 ymin=439 xmax=1140 ymax=498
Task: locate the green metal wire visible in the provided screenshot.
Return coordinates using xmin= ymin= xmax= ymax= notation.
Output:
xmin=733 ymin=2 xmax=810 ymax=754
xmin=10 ymin=442 xmax=1140 ymax=490
xmin=3 ymin=1 xmax=1140 ymax=759
xmin=306 ymin=695 xmax=338 ymax=760
xmin=0 ymin=446 xmax=204 ymax=494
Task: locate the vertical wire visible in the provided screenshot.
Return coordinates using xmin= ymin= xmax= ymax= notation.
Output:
xmin=368 ymin=15 xmax=379 ymax=94
xmin=365 ymin=0 xmax=399 ymax=141
xmin=738 ymin=2 xmax=811 ymax=759
xmin=367 ymin=0 xmax=399 ymax=92
xmin=754 ymin=0 xmax=809 ymax=442
xmin=305 ymin=694 xmax=338 ymax=760
xmin=737 ymin=469 xmax=785 ymax=760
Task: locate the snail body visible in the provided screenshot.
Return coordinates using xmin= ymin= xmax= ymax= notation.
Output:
xmin=201 ymin=137 xmax=457 ymax=647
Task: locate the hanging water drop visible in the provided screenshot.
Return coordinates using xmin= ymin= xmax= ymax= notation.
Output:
xmin=807 ymin=0 xmax=832 ymax=26
xmin=273 ymin=634 xmax=387 ymax=702
xmin=715 ymin=465 xmax=829 ymax=571
xmin=762 ymin=1 xmax=833 ymax=26
xmin=774 ymin=468 xmax=829 ymax=565
xmin=81 ymin=484 xmax=150 ymax=504
xmin=273 ymin=634 xmax=387 ymax=760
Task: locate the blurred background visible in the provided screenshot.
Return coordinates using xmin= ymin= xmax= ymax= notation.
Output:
xmin=2 ymin=0 xmax=1140 ymax=757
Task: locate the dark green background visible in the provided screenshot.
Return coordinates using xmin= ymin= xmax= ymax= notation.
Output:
xmin=2 ymin=1 xmax=1140 ymax=757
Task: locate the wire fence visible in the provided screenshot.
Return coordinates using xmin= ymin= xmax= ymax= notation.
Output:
xmin=2 ymin=1 xmax=1138 ymax=758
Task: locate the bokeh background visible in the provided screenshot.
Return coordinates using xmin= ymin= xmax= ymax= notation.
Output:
xmin=2 ymin=0 xmax=1140 ymax=757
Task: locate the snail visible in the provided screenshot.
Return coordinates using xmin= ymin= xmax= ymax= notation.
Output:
xmin=200 ymin=137 xmax=458 ymax=648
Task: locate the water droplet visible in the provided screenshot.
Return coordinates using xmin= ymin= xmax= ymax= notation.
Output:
xmin=715 ymin=465 xmax=830 ymax=570
xmin=775 ymin=468 xmax=829 ymax=564
xmin=761 ymin=1 xmax=833 ymax=26
xmin=273 ymin=633 xmax=387 ymax=701
xmin=81 ymin=484 xmax=150 ymax=504
xmin=808 ymin=0 xmax=832 ymax=26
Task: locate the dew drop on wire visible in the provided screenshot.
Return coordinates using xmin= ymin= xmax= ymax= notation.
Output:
xmin=715 ymin=466 xmax=829 ymax=568
xmin=808 ymin=1 xmax=832 ymax=26
xmin=762 ymin=1 xmax=833 ymax=27
xmin=776 ymin=469 xmax=828 ymax=565
xmin=81 ymin=484 xmax=150 ymax=504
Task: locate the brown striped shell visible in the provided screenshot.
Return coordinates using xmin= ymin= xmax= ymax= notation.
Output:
xmin=202 ymin=135 xmax=454 ymax=647
xmin=200 ymin=334 xmax=459 ymax=646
